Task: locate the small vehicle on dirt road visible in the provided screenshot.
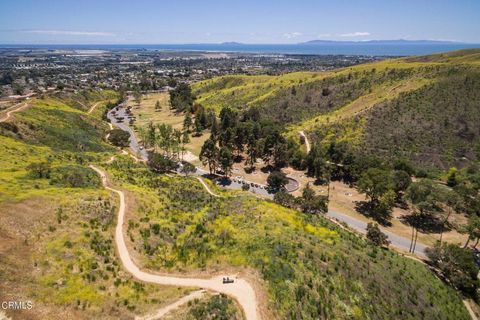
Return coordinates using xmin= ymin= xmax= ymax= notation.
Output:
xmin=222 ymin=277 xmax=234 ymax=284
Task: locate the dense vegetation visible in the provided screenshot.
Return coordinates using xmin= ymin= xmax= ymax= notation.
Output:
xmin=107 ymin=156 xmax=470 ymax=320
xmin=193 ymin=49 xmax=480 ymax=170
xmin=0 ymin=93 xmax=194 ymax=319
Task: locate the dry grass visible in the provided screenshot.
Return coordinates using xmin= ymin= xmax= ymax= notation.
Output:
xmin=129 ymin=93 xmax=210 ymax=161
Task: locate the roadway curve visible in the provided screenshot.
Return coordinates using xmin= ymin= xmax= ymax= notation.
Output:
xmin=89 ymin=165 xmax=260 ymax=320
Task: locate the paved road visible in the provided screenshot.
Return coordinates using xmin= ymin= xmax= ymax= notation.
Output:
xmin=90 ymin=164 xmax=260 ymax=320
xmin=327 ymin=209 xmax=427 ymax=257
xmin=107 ymin=106 xmax=149 ymax=160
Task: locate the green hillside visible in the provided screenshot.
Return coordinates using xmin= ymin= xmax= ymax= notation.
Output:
xmin=106 ymin=156 xmax=470 ymax=320
xmin=0 ymin=93 xmax=197 ymax=319
xmin=0 ymin=89 xmax=472 ymax=319
xmin=193 ymin=49 xmax=480 ymax=169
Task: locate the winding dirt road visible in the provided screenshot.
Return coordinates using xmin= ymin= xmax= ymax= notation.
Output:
xmin=89 ymin=165 xmax=260 ymax=320
xmin=136 ymin=290 xmax=207 ymax=320
xmin=0 ymin=102 xmax=29 ymax=123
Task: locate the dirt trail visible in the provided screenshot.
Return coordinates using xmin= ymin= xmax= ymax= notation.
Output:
xmin=196 ymin=177 xmax=221 ymax=197
xmin=135 ymin=290 xmax=207 ymax=320
xmin=0 ymin=102 xmax=29 ymax=123
xmin=89 ymin=165 xmax=260 ymax=320
xmin=87 ymin=102 xmax=102 ymax=114
xmin=299 ymin=130 xmax=311 ymax=153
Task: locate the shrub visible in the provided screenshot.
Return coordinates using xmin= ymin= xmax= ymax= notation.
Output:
xmin=267 ymin=171 xmax=288 ymax=190
xmin=366 ymin=222 xmax=390 ymax=247
xmin=108 ymin=129 xmax=130 ymax=147
xmin=50 ymin=165 xmax=101 ymax=188
xmin=426 ymin=242 xmax=480 ymax=298
xmin=148 ymin=153 xmax=178 ymax=173
xmin=27 ymin=161 xmax=52 ymax=179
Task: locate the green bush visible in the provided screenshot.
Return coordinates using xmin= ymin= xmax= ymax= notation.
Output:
xmin=108 ymin=129 xmax=130 ymax=147
xmin=50 ymin=165 xmax=101 ymax=188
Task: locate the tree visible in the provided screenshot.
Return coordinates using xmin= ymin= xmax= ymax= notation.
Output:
xmin=209 ymin=112 xmax=219 ymax=140
xmin=447 ymin=167 xmax=459 ymax=187
xmin=267 ymin=171 xmax=289 ymax=190
xmin=405 ymin=180 xmax=444 ymax=253
xmin=183 ymin=112 xmax=193 ymax=133
xmin=218 ymin=146 xmax=233 ymax=177
xmin=274 ymin=191 xmax=297 ymax=209
xmin=147 ymin=122 xmax=156 ymax=150
xmin=219 ymin=107 xmax=237 ymax=131
xmin=170 ymin=83 xmax=194 ymax=112
xmin=155 ymin=100 xmax=162 ymax=111
xmin=439 ymin=190 xmax=461 ymax=244
xmin=199 ymin=138 xmax=219 ymax=174
xmin=133 ymin=90 xmax=142 ymax=105
xmin=180 ymin=162 xmax=196 ymax=177
xmin=300 ymin=183 xmax=328 ymax=214
xmin=393 ymin=158 xmax=416 ymax=176
xmin=302 ymin=183 xmax=315 ymax=201
xmin=373 ymin=190 xmax=396 ymax=220
xmin=366 ymin=223 xmax=390 ymax=247
xmin=392 ymin=170 xmax=412 ymax=198
xmin=182 ymin=130 xmax=190 ymax=144
xmin=108 ymin=129 xmax=130 ymax=147
xmin=148 ymin=153 xmax=178 ymax=173
xmin=426 ymin=242 xmax=479 ymax=297
xmin=461 ymin=215 xmax=480 ymax=249
xmin=137 ymin=126 xmax=148 ymax=148
xmin=358 ymin=168 xmax=393 ymax=203
xmin=455 ymin=180 xmax=480 ymax=216
xmin=194 ymin=117 xmax=203 ymax=136
xmin=246 ymin=139 xmax=260 ymax=169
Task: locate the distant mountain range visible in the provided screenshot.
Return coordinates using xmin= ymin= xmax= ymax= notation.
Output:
xmin=218 ymin=40 xmax=466 ymax=46
xmin=301 ymin=39 xmax=464 ymax=45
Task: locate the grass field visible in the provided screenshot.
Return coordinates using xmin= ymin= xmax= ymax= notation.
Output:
xmin=129 ymin=92 xmax=210 ymax=161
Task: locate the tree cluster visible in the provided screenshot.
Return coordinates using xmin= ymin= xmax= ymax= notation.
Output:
xmin=199 ymin=106 xmax=305 ymax=176
xmin=274 ymin=183 xmax=328 ymax=214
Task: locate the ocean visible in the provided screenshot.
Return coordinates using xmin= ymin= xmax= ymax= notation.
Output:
xmin=1 ymin=43 xmax=480 ymax=56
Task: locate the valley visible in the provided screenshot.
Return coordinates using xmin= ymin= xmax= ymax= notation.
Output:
xmin=1 ymin=49 xmax=480 ymax=320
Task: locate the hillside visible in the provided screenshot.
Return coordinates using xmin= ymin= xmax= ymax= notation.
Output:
xmin=0 ymin=90 xmax=472 ymax=320
xmin=0 ymin=93 xmax=204 ymax=319
xmin=193 ymin=49 xmax=480 ymax=169
xmin=105 ymin=156 xmax=470 ymax=320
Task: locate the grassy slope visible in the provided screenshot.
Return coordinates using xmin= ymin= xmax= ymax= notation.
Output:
xmin=106 ymin=156 xmax=470 ymax=320
xmin=193 ymin=49 xmax=480 ymax=168
xmin=0 ymin=93 xmax=192 ymax=319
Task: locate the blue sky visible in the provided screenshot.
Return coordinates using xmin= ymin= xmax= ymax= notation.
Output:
xmin=0 ymin=0 xmax=479 ymax=44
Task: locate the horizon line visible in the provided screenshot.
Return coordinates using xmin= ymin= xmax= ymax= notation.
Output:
xmin=1 ymin=40 xmax=479 ymax=46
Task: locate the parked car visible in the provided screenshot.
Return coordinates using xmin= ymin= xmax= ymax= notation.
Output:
xmin=222 ymin=277 xmax=234 ymax=284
